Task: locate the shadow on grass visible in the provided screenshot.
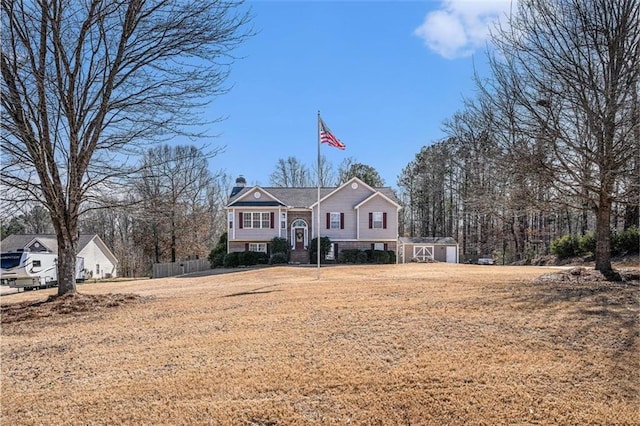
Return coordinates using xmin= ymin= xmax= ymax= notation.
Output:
xmin=223 ymin=284 xmax=283 ymax=298
xmin=508 ymin=277 xmax=638 ymax=359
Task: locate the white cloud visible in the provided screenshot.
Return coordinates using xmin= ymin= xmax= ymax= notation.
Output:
xmin=414 ymin=0 xmax=515 ymax=59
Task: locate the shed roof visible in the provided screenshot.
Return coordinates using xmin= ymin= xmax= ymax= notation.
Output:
xmin=399 ymin=237 xmax=458 ymax=245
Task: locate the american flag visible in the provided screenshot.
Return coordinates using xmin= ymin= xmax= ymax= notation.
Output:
xmin=319 ymin=117 xmax=346 ymax=150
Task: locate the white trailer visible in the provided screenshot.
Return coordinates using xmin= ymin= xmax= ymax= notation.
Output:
xmin=0 ymin=251 xmax=85 ymax=291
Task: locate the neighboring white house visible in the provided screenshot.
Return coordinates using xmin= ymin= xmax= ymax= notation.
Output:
xmin=226 ymin=176 xmax=401 ymax=263
xmin=0 ymin=234 xmax=118 ymax=278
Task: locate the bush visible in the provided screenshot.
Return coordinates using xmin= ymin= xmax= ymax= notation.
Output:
xmin=208 ymin=232 xmax=228 ymax=268
xmin=223 ymin=252 xmax=239 ymax=268
xmin=209 ymin=252 xmax=225 ymax=268
xmin=612 ymin=227 xmax=639 ymax=255
xmin=338 ymin=249 xmax=360 ymax=264
xmin=356 ymin=250 xmax=368 ymax=264
xmin=579 ymin=232 xmax=596 ymax=256
xmin=309 ymin=237 xmax=332 ymax=264
xmin=551 ymin=234 xmax=581 ymax=259
xmin=371 ymin=250 xmax=390 ymax=264
xmin=270 ymin=237 xmax=290 ymax=259
xmin=386 ymin=250 xmax=396 ymax=264
xmin=269 ymin=252 xmax=289 ymax=265
xmin=238 ymin=251 xmax=268 ymax=266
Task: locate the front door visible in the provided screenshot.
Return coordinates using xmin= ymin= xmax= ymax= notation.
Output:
xmin=294 ymin=228 xmax=305 ymax=250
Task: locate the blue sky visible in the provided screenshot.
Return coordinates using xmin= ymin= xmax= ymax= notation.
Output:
xmin=196 ymin=0 xmax=513 ymax=189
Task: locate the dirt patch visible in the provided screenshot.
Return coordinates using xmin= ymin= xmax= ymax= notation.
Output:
xmin=536 ymin=266 xmax=640 ymax=283
xmin=1 ymin=292 xmax=148 ymax=324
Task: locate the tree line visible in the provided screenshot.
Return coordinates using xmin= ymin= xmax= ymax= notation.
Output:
xmin=398 ymin=0 xmax=639 ymax=271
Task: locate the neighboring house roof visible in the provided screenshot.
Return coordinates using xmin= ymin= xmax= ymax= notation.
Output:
xmin=227 ymin=177 xmax=399 ymax=208
xmin=399 ymin=237 xmax=458 ymax=245
xmin=0 ymin=234 xmax=118 ymax=265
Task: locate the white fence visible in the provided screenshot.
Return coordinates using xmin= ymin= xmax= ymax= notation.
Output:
xmin=152 ymin=259 xmax=210 ymax=279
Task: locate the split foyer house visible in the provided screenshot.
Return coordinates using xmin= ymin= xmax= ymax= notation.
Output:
xmin=226 ymin=176 xmax=401 ymax=263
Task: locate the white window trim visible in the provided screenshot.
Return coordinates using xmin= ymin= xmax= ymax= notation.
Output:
xmin=243 ymin=212 xmax=271 ymax=229
xmin=330 ymin=212 xmax=341 ymax=229
xmin=373 ymin=211 xmax=383 ymax=229
xmin=248 ymin=243 xmax=267 ymax=253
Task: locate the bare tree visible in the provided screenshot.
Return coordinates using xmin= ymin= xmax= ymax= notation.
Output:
xmin=312 ymin=155 xmax=336 ymax=187
xmin=1 ymin=0 xmax=251 ymax=294
xmin=486 ymin=0 xmax=640 ymax=273
xmin=136 ymin=145 xmax=217 ymax=264
xmin=269 ymin=157 xmax=312 ymax=187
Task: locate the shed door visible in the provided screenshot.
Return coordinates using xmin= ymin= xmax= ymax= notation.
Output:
xmin=446 ymin=246 xmax=457 ymax=263
xmin=412 ymin=246 xmax=433 ymax=262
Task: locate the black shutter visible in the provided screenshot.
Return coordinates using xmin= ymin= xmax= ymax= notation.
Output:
xmin=383 ymin=212 xmax=387 ymax=229
xmin=239 ymin=212 xmax=243 ymax=229
xmin=369 ymin=212 xmax=373 ymax=229
xmin=340 ymin=213 xmax=344 ymax=229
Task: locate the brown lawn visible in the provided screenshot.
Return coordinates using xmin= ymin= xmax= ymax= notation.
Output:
xmin=1 ymin=264 xmax=638 ymax=425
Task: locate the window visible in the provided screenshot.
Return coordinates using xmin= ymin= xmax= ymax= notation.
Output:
xmin=228 ymin=212 xmax=233 ymax=229
xmin=369 ymin=212 xmax=387 ymax=229
xmin=242 ymin=212 xmax=272 ymax=229
xmin=280 ymin=212 xmax=287 ymax=230
xmin=249 ymin=243 xmax=267 ymax=253
xmin=373 ymin=212 xmax=383 ymax=229
xmin=330 ymin=212 xmax=341 ymax=229
xmin=374 ymin=243 xmax=385 ymax=251
xmin=96 ymin=264 xmax=100 ymax=274
xmin=32 ymin=260 xmax=41 ymax=268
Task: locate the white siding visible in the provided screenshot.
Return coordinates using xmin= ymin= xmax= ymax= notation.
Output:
xmin=78 ymin=241 xmax=117 ymax=278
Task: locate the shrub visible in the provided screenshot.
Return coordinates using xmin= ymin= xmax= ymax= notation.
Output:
xmin=209 ymin=253 xmax=225 ymax=268
xmin=270 ymin=237 xmax=290 ymax=260
xmin=612 ymin=227 xmax=639 ymax=255
xmin=269 ymin=252 xmax=289 ymax=265
xmin=579 ymin=232 xmax=596 ymax=256
xmin=356 ymin=250 xmax=368 ymax=264
xmin=238 ymin=251 xmax=268 ymax=266
xmin=386 ymin=250 xmax=396 ymax=264
xmin=309 ymin=237 xmax=332 ymax=264
xmin=223 ymin=252 xmax=239 ymax=268
xmin=371 ymin=250 xmax=390 ymax=264
xmin=551 ymin=234 xmax=581 ymax=259
xmin=338 ymin=249 xmax=360 ymax=264
xmin=208 ymin=232 xmax=228 ymax=268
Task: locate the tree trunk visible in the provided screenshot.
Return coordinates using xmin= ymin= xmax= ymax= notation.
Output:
xmin=56 ymin=232 xmax=78 ymax=296
xmin=594 ymin=192 xmax=612 ymax=273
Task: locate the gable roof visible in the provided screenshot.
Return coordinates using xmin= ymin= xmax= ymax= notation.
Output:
xmin=399 ymin=237 xmax=458 ymax=245
xmin=228 ymin=177 xmax=399 ymax=209
xmin=0 ymin=234 xmax=118 ymax=264
xmin=354 ymin=191 xmax=401 ymax=209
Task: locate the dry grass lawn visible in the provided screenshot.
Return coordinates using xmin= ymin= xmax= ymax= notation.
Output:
xmin=1 ymin=264 xmax=638 ymax=425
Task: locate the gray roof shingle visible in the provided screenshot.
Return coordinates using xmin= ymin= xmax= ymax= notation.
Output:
xmin=228 ymin=186 xmax=399 ymax=208
xmin=1 ymin=234 xmax=98 ymax=254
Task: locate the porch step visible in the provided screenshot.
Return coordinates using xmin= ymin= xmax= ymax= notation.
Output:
xmin=290 ymin=250 xmax=309 ymax=264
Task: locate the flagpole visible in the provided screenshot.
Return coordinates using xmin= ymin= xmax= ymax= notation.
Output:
xmin=317 ymin=111 xmax=321 ymax=279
